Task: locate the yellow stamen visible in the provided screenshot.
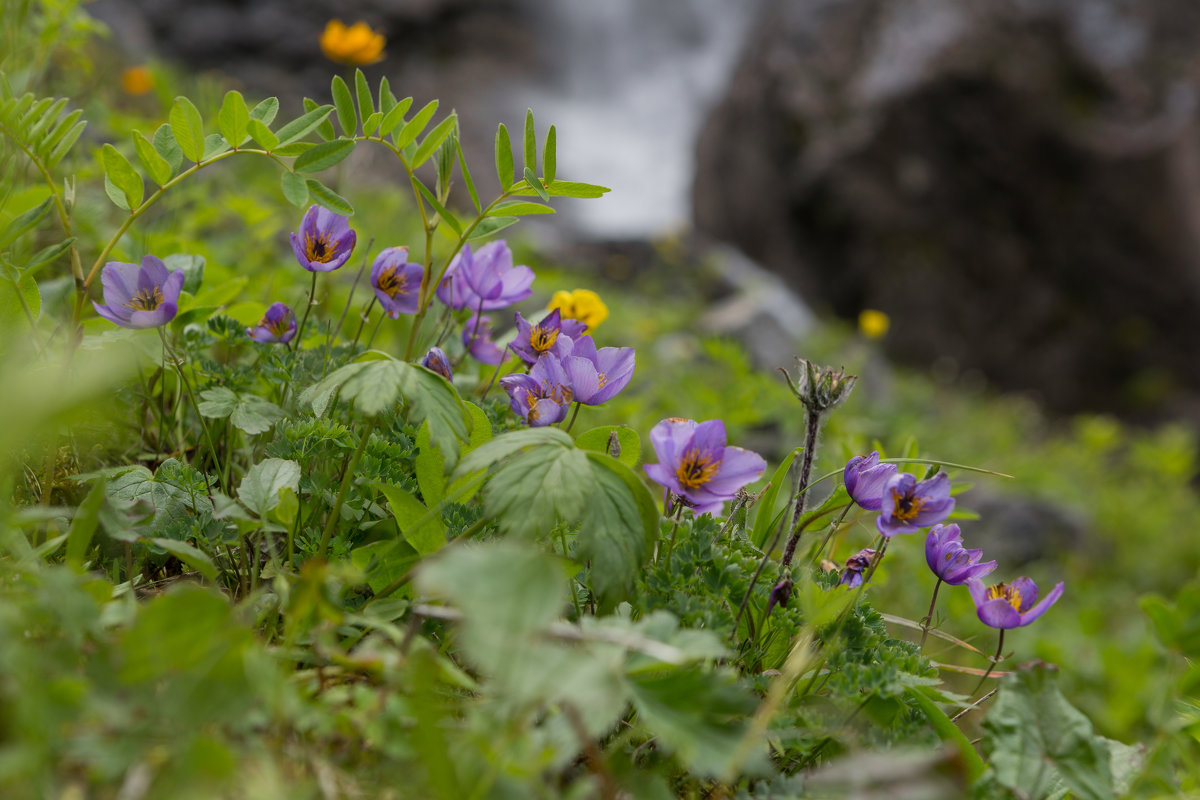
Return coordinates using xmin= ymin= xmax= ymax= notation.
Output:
xmin=530 ymin=325 xmax=559 ymax=353
xmin=676 ymin=448 xmax=719 ymax=490
xmin=126 ymin=286 xmax=164 ymax=312
xmin=305 ymin=233 xmax=336 ymax=263
xmin=985 ymin=583 xmax=1022 ymax=610
xmin=376 ymin=267 xmax=409 ymax=298
xmin=891 ymin=490 xmax=926 ymax=522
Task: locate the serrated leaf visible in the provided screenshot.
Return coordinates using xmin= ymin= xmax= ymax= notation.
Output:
xmin=331 ymin=75 xmax=357 ymax=137
xmin=378 ymin=96 xmax=412 ymax=137
xmin=133 ymin=131 xmax=172 ymax=186
xmin=411 ymin=112 xmax=457 ymax=168
xmin=305 ymin=179 xmax=354 ymax=216
xmin=275 ymin=104 xmax=335 ymax=146
xmin=485 ymin=201 xmax=554 ymax=216
xmin=152 ymin=124 xmax=183 ymax=176
xmin=578 ymin=452 xmax=657 ymax=602
xmin=168 ymin=96 xmax=205 ymax=162
xmin=248 ymin=97 xmax=280 ymax=125
xmin=375 ymin=482 xmax=445 ymax=556
xmin=197 ymin=387 xmax=238 ymax=418
xmin=280 ymin=171 xmax=309 ymax=206
xmin=246 ymin=119 xmax=278 ymax=150
xmin=218 ymin=89 xmax=250 ymax=147
xmin=355 ymin=68 xmax=374 ymax=124
xmin=495 ymin=122 xmax=514 ymax=189
xmin=100 ymin=144 xmax=144 ymax=209
xmin=395 ymin=99 xmax=438 ymax=150
xmin=237 ymin=458 xmax=301 ymax=518
xmin=523 ymin=108 xmax=536 ymax=172
xmin=543 ymin=123 xmax=557 ymax=183
xmin=575 ymin=425 xmax=641 ymax=469
xmin=293 ymin=138 xmax=355 ymax=173
xmin=231 ymin=395 xmax=285 ymax=435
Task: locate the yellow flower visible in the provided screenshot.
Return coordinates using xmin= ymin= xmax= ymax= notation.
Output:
xmin=120 ymin=66 xmax=154 ymax=96
xmin=320 ymin=20 xmax=386 ymax=66
xmin=858 ymin=309 xmax=890 ymax=340
xmin=548 ymin=289 xmax=609 ymax=332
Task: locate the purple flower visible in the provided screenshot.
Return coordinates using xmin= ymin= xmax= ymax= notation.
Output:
xmin=766 ymin=578 xmax=793 ymax=615
xmin=421 ymin=346 xmax=453 ymax=381
xmin=925 ymin=524 xmax=997 ymax=585
xmin=644 ymin=418 xmax=767 ymax=516
xmin=500 ymin=353 xmax=574 ymax=427
xmin=509 ymin=309 xmax=587 ymax=365
xmin=844 ymin=452 xmax=897 ymax=511
xmin=435 ymin=241 xmax=534 ymax=311
xmin=371 ymin=247 xmax=422 ymax=318
xmin=838 ymin=547 xmax=877 ymax=588
xmin=563 ymin=335 xmax=635 ymax=406
xmin=246 ymin=302 xmax=298 ymax=343
xmin=968 ymin=577 xmax=1065 ymax=629
xmin=289 ymin=205 xmax=356 ymax=272
xmin=462 ymin=314 xmax=506 ymax=365
xmin=876 ymin=471 xmax=955 ymax=537
xmin=92 ymin=255 xmax=185 ymax=329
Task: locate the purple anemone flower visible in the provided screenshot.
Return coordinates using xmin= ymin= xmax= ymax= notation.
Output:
xmin=421 ymin=346 xmax=453 ymax=381
xmin=509 ymin=309 xmax=586 ymax=365
xmin=92 ymin=255 xmax=185 ymax=329
xmin=246 ymin=302 xmax=298 ymax=344
xmin=876 ymin=471 xmax=955 ymax=537
xmin=967 ymin=576 xmax=1065 ymax=629
xmin=462 ymin=314 xmax=507 ymax=365
xmin=844 ymin=452 xmax=897 ymax=511
xmin=838 ymin=547 xmax=877 ymax=588
xmin=563 ymin=335 xmax=635 ymax=406
xmin=371 ymin=247 xmax=423 ymax=318
xmin=289 ymin=205 xmax=356 ymax=272
xmin=500 ymin=353 xmax=574 ymax=427
xmin=435 ymin=241 xmax=534 ymax=311
xmin=925 ymin=523 xmax=997 ymax=585
xmin=643 ymin=418 xmax=767 ymax=516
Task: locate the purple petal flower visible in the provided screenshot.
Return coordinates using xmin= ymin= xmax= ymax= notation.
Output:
xmin=289 ymin=205 xmax=356 ymax=272
xmin=968 ymin=577 xmax=1065 ymax=629
xmin=844 ymin=452 xmax=897 ymax=511
xmin=766 ymin=578 xmax=793 ymax=615
xmin=500 ymin=353 xmax=574 ymax=426
xmin=92 ymin=255 xmax=185 ymax=329
xmin=435 ymin=241 xmax=534 ymax=311
xmin=876 ymin=471 xmax=955 ymax=537
xmin=509 ymin=309 xmax=586 ymax=365
xmin=421 ymin=346 xmax=453 ymax=381
xmin=925 ymin=523 xmax=997 ymax=585
xmin=838 ymin=547 xmax=877 ymax=588
xmin=246 ymin=302 xmax=298 ymax=343
xmin=643 ymin=418 xmax=766 ymax=516
xmin=563 ymin=335 xmax=635 ymax=406
xmin=462 ymin=314 xmax=507 ymax=365
xmin=371 ymin=247 xmax=422 ymax=318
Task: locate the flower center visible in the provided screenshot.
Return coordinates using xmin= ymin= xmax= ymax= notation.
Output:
xmin=126 ymin=286 xmax=164 ymax=312
xmin=891 ymin=490 xmax=926 ymax=522
xmin=305 ymin=233 xmax=336 ymax=263
xmin=530 ymin=325 xmax=559 ymax=353
xmin=985 ymin=583 xmax=1022 ymax=611
xmin=376 ymin=267 xmax=408 ymax=298
xmin=676 ymin=448 xmax=720 ymax=490
xmin=266 ymin=315 xmax=290 ymax=336
xmin=597 ymin=372 xmax=608 ymax=388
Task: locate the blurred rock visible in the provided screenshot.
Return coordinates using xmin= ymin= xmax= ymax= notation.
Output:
xmin=968 ymin=490 xmax=1089 ymax=567
xmin=694 ymin=0 xmax=1200 ymax=418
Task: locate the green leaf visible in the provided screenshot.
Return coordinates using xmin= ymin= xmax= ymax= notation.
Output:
xmin=66 ymin=478 xmax=106 ymax=570
xmin=305 ymin=97 xmax=336 ymax=141
xmin=152 ymin=123 xmax=183 ymax=176
xmin=351 ymin=539 xmax=420 ymax=594
xmin=455 ymin=134 xmax=481 ymax=212
xmin=164 ymin=253 xmax=205 ymax=294
xmin=133 ymin=131 xmax=172 ymax=186
xmin=575 ymin=425 xmax=641 ymax=469
xmin=415 ymin=421 xmax=446 ymax=508
xmin=411 ymin=112 xmax=457 ymax=168
xmin=751 ymin=448 xmax=800 ymax=548
xmin=378 ymin=96 xmax=413 ymax=137
xmin=513 ymin=179 xmax=611 ymax=198
xmin=494 ymin=122 xmax=514 ymax=189
xmin=280 ymin=171 xmax=309 ymax=207
xmin=413 ymin=180 xmax=463 ymax=235
xmin=578 ymin=453 xmax=657 ymax=602
xmin=237 ymin=458 xmax=301 ymax=518
xmin=248 ymin=96 xmax=280 ymax=126
xmin=543 ymin=123 xmax=557 ymax=183
xmin=478 ymin=438 xmax=591 ymax=537
xmin=100 ymin=144 xmax=144 ymax=209
xmin=375 ymin=482 xmax=445 ymax=556
xmin=362 ymin=111 xmax=382 ymax=137
xmin=246 ymin=119 xmax=278 ymax=150
xmin=523 ymin=167 xmax=549 ymax=201
xmin=197 ymin=388 xmax=284 ymax=435
xmin=395 ymin=99 xmax=439 ymax=150
xmin=293 ymin=138 xmax=355 ymax=173
xmin=145 ymin=538 xmax=218 ymax=582
xmin=218 ymin=89 xmax=249 ymax=147
xmin=0 ymin=196 xmax=52 ymax=249
xmin=196 ymin=387 xmax=237 ymax=417
xmin=103 ymin=175 xmax=130 ymax=211
xmin=168 ymin=96 xmax=205 ymax=162
xmin=305 ymin=179 xmax=354 ymax=216
xmin=467 ymin=216 xmax=518 ymax=240
xmin=45 ymin=118 xmax=87 ymax=169
xmin=379 ymin=76 xmax=397 ymax=113
xmin=201 ymin=132 xmax=230 ymax=160
xmin=463 ymin=402 xmax=493 ymax=451
xmin=41 ymin=108 xmax=84 ymax=167
xmin=906 ymin=686 xmax=986 ymax=782
xmin=486 ymin=201 xmax=554 ymax=216
xmin=355 ymin=68 xmax=374 ymax=124
xmin=24 ymin=238 xmax=75 ymax=276
xmin=275 ymin=104 xmax=335 ymax=146
xmin=331 ymin=75 xmax=357 ymax=137
xmin=523 ymin=108 xmax=537 ymax=172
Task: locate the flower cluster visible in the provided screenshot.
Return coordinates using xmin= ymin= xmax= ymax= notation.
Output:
xmin=320 ymin=20 xmax=386 ymax=66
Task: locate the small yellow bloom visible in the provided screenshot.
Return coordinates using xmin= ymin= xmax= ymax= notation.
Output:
xmin=320 ymin=20 xmax=386 ymax=66
xmin=548 ymin=288 xmax=609 ymax=332
xmin=858 ymin=309 xmax=890 ymax=340
xmin=120 ymin=66 xmax=154 ymax=96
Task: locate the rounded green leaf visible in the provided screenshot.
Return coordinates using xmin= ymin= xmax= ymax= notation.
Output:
xmin=168 ymin=96 xmax=205 ymax=162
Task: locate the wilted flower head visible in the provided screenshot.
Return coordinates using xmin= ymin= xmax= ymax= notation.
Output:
xmin=876 ymin=471 xmax=955 ymax=537
xmin=500 ymin=353 xmax=573 ymax=427
xmin=843 ymin=452 xmax=897 ymax=511
xmin=371 ymin=247 xmax=422 ymax=318
xmin=436 ymin=241 xmax=534 ymax=312
xmin=246 ymin=302 xmax=297 ymax=344
xmin=838 ymin=547 xmax=877 ymax=588
xmin=781 ymin=359 xmax=856 ymax=414
xmin=290 ymin=205 xmax=356 ymax=273
xmin=510 ymin=308 xmax=586 ymax=365
xmin=421 ymin=346 xmax=453 ymax=381
xmin=462 ymin=314 xmax=506 ymax=365
xmin=92 ymin=255 xmax=185 ymax=329
xmin=644 ymin=418 xmax=766 ymax=516
xmin=968 ymin=577 xmax=1065 ymax=629
xmin=766 ymin=578 xmax=793 ymax=615
xmin=320 ymin=20 xmax=386 ymax=66
xmin=548 ymin=288 xmax=609 ymax=331
xmin=563 ymin=335 xmax=635 ymax=406
xmin=925 ymin=523 xmax=996 ymax=585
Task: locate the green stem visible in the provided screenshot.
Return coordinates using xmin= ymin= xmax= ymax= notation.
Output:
xmin=347 ymin=297 xmax=378 ymax=355
xmin=564 ymin=402 xmax=582 ymax=434
xmin=970 ymin=629 xmax=1006 ymax=697
xmin=158 ymin=329 xmax=225 ymax=494
xmin=918 ymin=578 xmax=943 ymax=652
xmin=292 ymin=271 xmax=319 ymax=351
xmin=318 ymin=418 xmax=377 ymax=558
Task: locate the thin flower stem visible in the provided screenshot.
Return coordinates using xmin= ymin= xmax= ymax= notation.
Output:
xmin=158 ymin=329 xmax=225 ymax=494
xmin=862 ymin=534 xmax=889 ymax=584
xmin=559 ymin=529 xmax=583 ymax=619
xmin=364 ymin=312 xmax=387 ymax=351
xmin=347 ymin=297 xmax=378 ymax=355
xmin=319 ymin=418 xmax=377 ymax=559
xmin=780 ymin=408 xmax=824 ymax=569
xmin=292 ymin=271 xmax=319 ymax=352
xmin=564 ymin=402 xmax=582 ymax=434
xmin=970 ymin=629 xmax=1006 ymax=697
xmin=808 ymin=504 xmax=853 ymax=565
xmin=918 ymin=578 xmax=944 ymax=651
xmin=323 ymin=239 xmax=374 ymax=377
